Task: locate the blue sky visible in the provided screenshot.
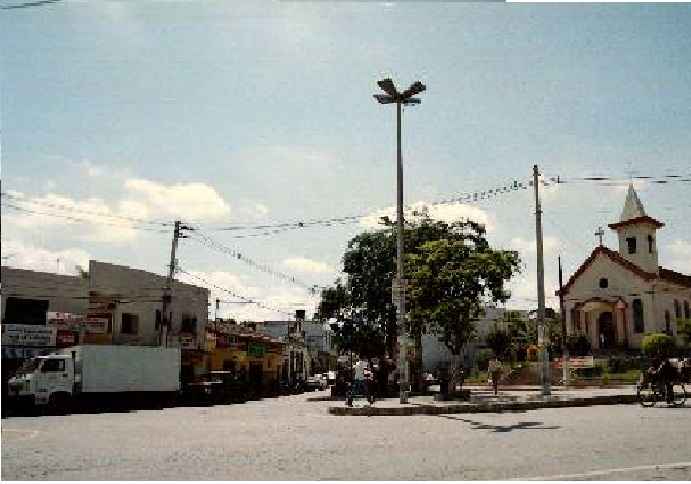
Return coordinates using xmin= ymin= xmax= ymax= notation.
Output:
xmin=2 ymin=1 xmax=690 ymax=320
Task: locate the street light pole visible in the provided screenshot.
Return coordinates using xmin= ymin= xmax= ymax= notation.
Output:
xmin=374 ymin=78 xmax=425 ymax=404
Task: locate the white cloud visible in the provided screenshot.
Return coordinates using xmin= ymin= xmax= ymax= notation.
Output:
xmin=283 ymin=257 xmax=334 ymax=274
xmin=665 ymin=239 xmax=691 ymax=274
xmin=509 ymin=236 xmax=560 ymax=255
xmin=1 ymin=239 xmax=92 ymax=275
xmin=124 ymin=179 xmax=231 ymax=221
xmin=360 ymin=201 xmax=494 ymax=232
xmin=3 ymin=192 xmax=140 ymax=244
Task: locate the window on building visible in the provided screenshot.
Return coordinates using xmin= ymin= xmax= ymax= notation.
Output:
xmin=41 ymin=359 xmax=65 ymax=373
xmin=626 ymin=237 xmax=637 ymax=254
xmin=121 ymin=313 xmax=139 ymax=334
xmin=665 ymin=310 xmax=671 ymax=335
xmin=633 ymin=299 xmax=645 ymax=333
xmin=599 ymin=278 xmax=609 ymax=289
xmin=181 ymin=314 xmax=197 ymax=334
xmin=674 ymin=300 xmax=681 ymax=319
xmin=155 ymin=309 xmax=162 ymax=329
xmin=585 ymin=313 xmax=590 ymax=335
xmin=3 ymin=297 xmax=49 ymax=325
xmin=571 ymin=309 xmax=581 ymax=332
xmin=685 ymin=301 xmax=690 ymax=319
xmin=648 ymin=235 xmax=654 ymax=254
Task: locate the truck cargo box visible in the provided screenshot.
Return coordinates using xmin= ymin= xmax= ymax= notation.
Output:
xmin=59 ymin=345 xmax=180 ymax=393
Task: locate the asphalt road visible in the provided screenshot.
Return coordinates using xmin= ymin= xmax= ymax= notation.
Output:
xmin=2 ymin=392 xmax=690 ymax=480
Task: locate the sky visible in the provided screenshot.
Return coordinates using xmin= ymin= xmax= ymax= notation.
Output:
xmin=1 ymin=1 xmax=690 ymax=321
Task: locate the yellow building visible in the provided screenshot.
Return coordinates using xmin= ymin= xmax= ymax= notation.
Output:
xmin=208 ymin=324 xmax=285 ymax=394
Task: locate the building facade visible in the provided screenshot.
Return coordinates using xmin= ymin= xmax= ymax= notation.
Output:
xmin=557 ymin=185 xmax=691 ymax=351
xmin=421 ymin=307 xmax=530 ymax=372
xmin=2 ymin=260 xmax=209 ymax=381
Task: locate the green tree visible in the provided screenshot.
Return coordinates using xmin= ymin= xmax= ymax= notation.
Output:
xmin=486 ymin=325 xmax=511 ymax=360
xmin=677 ymin=319 xmax=691 ymax=347
xmin=641 ymin=333 xmax=676 ymax=359
xmin=407 ymin=221 xmax=521 ymax=390
xmin=319 ymin=214 xmax=519 ymax=390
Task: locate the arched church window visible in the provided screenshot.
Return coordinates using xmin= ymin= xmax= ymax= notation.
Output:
xmin=675 ymin=300 xmax=681 ymax=319
xmin=626 ymin=237 xmax=637 ymax=254
xmin=648 ymin=235 xmax=654 ymax=254
xmin=599 ymin=278 xmax=608 ymax=289
xmin=633 ymin=299 xmax=645 ymax=333
xmin=685 ymin=301 xmax=690 ymax=319
xmin=665 ymin=310 xmax=671 ymax=335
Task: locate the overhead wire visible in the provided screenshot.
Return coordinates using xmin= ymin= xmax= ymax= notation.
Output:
xmin=1 ymin=191 xmax=173 ymax=227
xmin=176 ymin=267 xmax=294 ymax=318
xmin=2 ymin=203 xmax=170 ymax=233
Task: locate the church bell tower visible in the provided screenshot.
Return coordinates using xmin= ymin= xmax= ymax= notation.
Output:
xmin=608 ymin=184 xmax=664 ymax=274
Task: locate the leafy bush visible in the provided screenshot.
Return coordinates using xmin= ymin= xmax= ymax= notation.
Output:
xmin=641 ymin=333 xmax=676 ymax=359
xmin=526 ymin=345 xmax=539 ymax=362
xmin=607 ymin=356 xmax=645 ymax=373
xmin=566 ymin=335 xmax=592 ymax=356
xmin=574 ymin=366 xmax=603 ymax=379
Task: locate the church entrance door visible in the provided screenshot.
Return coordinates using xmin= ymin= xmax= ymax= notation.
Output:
xmin=598 ymin=312 xmax=616 ymax=349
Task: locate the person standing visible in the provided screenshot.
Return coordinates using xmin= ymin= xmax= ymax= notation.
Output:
xmin=352 ymin=358 xmax=368 ymax=397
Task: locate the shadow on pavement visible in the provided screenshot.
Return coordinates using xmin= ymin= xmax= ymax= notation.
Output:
xmin=436 ymin=415 xmax=561 ymax=432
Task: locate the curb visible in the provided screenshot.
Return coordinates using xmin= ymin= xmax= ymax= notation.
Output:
xmin=327 ymin=394 xmax=639 ymax=416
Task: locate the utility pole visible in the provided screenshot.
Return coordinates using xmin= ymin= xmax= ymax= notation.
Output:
xmin=533 ymin=164 xmax=551 ymax=396
xmin=558 ymin=255 xmax=569 ymax=387
xmin=161 ymin=220 xmax=186 ymax=347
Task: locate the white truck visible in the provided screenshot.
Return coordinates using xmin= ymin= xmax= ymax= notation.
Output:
xmin=8 ymin=345 xmax=181 ymax=411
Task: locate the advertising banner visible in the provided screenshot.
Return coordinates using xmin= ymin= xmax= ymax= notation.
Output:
xmin=1 ymin=324 xmax=57 ymax=347
xmin=56 ymin=330 xmax=77 ymax=347
xmin=46 ymin=312 xmax=108 ymax=334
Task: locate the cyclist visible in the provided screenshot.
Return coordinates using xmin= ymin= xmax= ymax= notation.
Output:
xmin=648 ymin=357 xmax=677 ymax=404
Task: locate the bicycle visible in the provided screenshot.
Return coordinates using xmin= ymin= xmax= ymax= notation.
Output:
xmin=637 ymin=372 xmax=687 ymax=407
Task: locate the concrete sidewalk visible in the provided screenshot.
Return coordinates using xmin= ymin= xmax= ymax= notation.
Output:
xmin=328 ymin=387 xmax=641 ymax=416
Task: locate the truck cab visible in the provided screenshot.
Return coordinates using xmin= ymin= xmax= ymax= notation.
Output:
xmin=8 ymin=354 xmax=75 ymax=406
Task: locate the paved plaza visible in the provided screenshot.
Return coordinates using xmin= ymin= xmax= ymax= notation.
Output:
xmin=2 ymin=391 xmax=691 ymax=480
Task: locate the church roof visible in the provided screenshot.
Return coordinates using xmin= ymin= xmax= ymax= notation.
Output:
xmin=659 ymin=268 xmax=691 ymax=289
xmin=554 ymin=246 xmax=691 ymax=295
xmin=620 ymin=184 xmax=646 ymax=221
xmin=607 ymin=184 xmax=664 ymax=230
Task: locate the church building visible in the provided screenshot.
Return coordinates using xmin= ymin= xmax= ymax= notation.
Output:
xmin=557 ymin=184 xmax=691 ymax=351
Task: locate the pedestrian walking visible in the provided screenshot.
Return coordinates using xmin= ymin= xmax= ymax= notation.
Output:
xmin=488 ymin=356 xmax=503 ymax=395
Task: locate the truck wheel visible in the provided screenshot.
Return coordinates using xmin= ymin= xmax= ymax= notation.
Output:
xmin=49 ymin=393 xmax=72 ymax=415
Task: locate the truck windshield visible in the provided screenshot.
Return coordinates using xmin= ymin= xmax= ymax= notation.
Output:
xmin=16 ymin=358 xmax=40 ymax=375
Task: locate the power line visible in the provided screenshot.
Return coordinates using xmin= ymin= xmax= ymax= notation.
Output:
xmin=1 ymin=0 xmax=61 ymax=10
xmin=2 ymin=203 xmax=170 ymax=233
xmin=185 ymin=230 xmax=320 ymax=294
xmin=176 ymin=267 xmax=295 ymax=318
xmin=192 ymin=176 xmax=550 ymax=234
xmin=1 ymin=192 xmax=173 ymax=227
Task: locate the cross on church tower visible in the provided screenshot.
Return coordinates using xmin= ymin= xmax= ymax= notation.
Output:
xmin=594 ymin=226 xmax=604 ymax=246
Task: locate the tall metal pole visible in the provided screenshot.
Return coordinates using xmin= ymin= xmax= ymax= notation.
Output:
xmin=396 ymin=101 xmax=409 ymax=404
xmin=558 ymin=255 xmax=569 ymax=386
xmin=533 ymin=165 xmax=551 ymax=396
xmin=161 ymin=220 xmax=180 ymax=347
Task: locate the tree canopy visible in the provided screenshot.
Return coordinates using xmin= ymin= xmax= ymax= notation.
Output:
xmin=406 ymin=220 xmax=521 ymax=356
xmin=319 ymin=214 xmax=521 ymax=362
